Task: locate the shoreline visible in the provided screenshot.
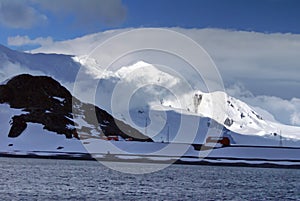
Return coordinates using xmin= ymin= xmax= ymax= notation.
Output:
xmin=1 ymin=152 xmax=300 ymax=169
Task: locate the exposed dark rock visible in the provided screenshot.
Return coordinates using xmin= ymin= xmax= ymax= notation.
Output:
xmin=0 ymin=74 xmax=152 ymax=142
xmin=224 ymin=117 xmax=234 ymax=127
xmin=251 ymin=110 xmax=263 ymax=120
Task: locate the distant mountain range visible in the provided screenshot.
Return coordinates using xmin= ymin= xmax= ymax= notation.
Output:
xmin=1 ymin=43 xmax=300 ymax=145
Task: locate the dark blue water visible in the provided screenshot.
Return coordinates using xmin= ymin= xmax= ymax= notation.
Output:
xmin=0 ymin=157 xmax=299 ymax=201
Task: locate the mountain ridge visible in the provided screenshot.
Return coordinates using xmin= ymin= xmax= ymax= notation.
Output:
xmin=0 ymin=74 xmax=152 ymax=142
xmin=0 ymin=44 xmax=300 ymax=143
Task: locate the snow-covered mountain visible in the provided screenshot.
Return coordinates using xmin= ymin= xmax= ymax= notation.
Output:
xmin=0 ymin=73 xmax=151 ymax=141
xmin=1 ymin=43 xmax=300 ymax=148
xmin=72 ymin=60 xmax=300 ymax=143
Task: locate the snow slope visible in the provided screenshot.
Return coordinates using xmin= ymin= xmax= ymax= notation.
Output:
xmin=73 ymin=60 xmax=300 ymax=143
xmin=0 ymin=104 xmax=86 ymax=153
xmin=1 ymin=75 xmax=299 ymax=167
xmin=1 ymin=43 xmax=300 ymax=145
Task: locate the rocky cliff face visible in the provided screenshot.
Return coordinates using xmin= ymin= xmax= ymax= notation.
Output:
xmin=0 ymin=74 xmax=152 ymax=142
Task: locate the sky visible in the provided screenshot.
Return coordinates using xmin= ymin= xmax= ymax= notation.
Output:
xmin=1 ymin=0 xmax=300 ymax=125
xmin=1 ymin=0 xmax=300 ymax=47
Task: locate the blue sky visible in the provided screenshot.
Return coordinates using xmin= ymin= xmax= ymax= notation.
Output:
xmin=1 ymin=0 xmax=300 ymax=125
xmin=1 ymin=0 xmax=300 ymax=49
xmin=123 ymin=0 xmax=300 ymax=33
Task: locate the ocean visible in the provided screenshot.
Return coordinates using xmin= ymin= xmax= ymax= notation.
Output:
xmin=0 ymin=157 xmax=299 ymax=200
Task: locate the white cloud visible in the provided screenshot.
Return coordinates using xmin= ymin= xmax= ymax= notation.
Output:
xmin=291 ymin=112 xmax=300 ymax=125
xmin=32 ymin=28 xmax=300 ymax=98
xmin=225 ymin=81 xmax=254 ymax=98
xmin=227 ymin=82 xmax=300 ymax=126
xmin=171 ymin=28 xmax=300 ymax=99
xmin=30 ymin=27 xmax=300 ymax=126
xmin=0 ymin=60 xmax=44 ymax=84
xmin=36 ymin=28 xmax=300 ymax=98
xmin=7 ymin=35 xmax=53 ymax=47
xmin=0 ymin=0 xmax=47 ymax=29
xmin=34 ymin=0 xmax=126 ymax=26
xmin=0 ymin=0 xmax=126 ymax=30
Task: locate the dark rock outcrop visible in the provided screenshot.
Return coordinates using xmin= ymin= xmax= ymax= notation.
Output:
xmin=0 ymin=74 xmax=152 ymax=142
